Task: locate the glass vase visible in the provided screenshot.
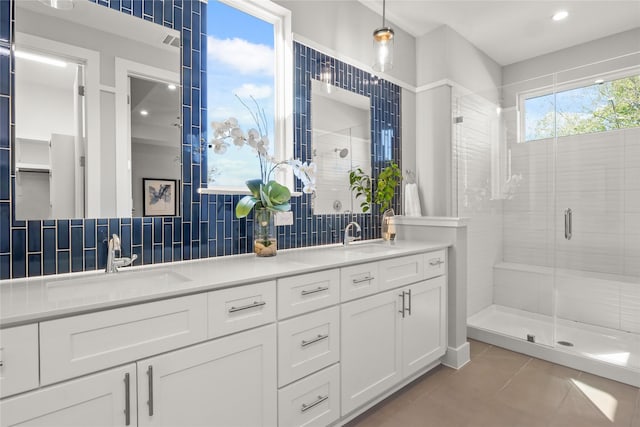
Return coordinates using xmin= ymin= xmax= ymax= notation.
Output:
xmin=381 ymin=208 xmax=396 ymax=241
xmin=253 ymin=208 xmax=277 ymax=257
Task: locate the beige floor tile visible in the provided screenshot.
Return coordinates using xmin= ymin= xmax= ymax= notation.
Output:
xmin=347 ymin=343 xmax=639 ymax=427
xmin=550 ymin=382 xmax=633 ymax=427
xmin=469 ymin=339 xmax=491 ymax=359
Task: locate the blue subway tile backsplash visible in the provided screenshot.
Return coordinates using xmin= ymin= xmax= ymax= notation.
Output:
xmin=1 ymin=0 xmax=401 ymax=280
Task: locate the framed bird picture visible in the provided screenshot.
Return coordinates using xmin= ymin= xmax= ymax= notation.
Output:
xmin=142 ymin=178 xmax=179 ymax=217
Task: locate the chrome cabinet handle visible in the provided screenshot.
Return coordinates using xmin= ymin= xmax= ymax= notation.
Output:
xmin=124 ymin=373 xmax=131 ymax=426
xmin=229 ymin=301 xmax=266 ymax=313
xmin=399 ymin=292 xmax=406 ymax=318
xmin=564 ymin=208 xmax=572 ymax=240
xmin=301 ymin=395 xmax=328 ymax=413
xmin=301 ymin=334 xmax=329 ymax=348
xmin=429 ymin=259 xmax=444 ymax=266
xmin=301 ymin=286 xmax=329 ymax=296
xmin=352 ymin=276 xmax=374 ymax=284
xmin=406 ymin=289 xmax=412 ymax=315
xmin=147 ymin=365 xmax=154 ymax=416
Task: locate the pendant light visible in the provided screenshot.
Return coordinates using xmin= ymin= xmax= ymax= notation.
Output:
xmin=372 ymin=0 xmax=394 ymax=72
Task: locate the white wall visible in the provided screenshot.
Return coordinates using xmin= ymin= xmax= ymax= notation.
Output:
xmin=275 ymin=0 xmax=416 ymax=87
xmin=15 ymin=81 xmax=74 ymax=141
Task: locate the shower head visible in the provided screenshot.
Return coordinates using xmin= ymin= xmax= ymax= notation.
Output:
xmin=334 ymin=148 xmax=349 ymax=158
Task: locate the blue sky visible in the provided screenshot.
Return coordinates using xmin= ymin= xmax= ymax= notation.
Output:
xmin=206 ymin=1 xmax=275 ymax=187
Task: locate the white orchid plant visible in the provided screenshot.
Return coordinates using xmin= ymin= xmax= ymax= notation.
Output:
xmin=210 ymin=96 xmax=316 ymax=219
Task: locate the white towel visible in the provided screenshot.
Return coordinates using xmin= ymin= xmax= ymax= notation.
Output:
xmin=404 ymin=183 xmax=422 ymax=217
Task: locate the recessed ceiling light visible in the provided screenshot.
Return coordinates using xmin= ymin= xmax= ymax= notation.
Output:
xmin=552 ymin=10 xmax=569 ymax=21
xmin=167 ymin=84 xmax=177 ymax=91
xmin=140 ymin=110 xmax=149 ymax=116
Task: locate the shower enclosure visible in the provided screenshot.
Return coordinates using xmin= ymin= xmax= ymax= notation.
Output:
xmin=456 ymin=55 xmax=640 ymax=386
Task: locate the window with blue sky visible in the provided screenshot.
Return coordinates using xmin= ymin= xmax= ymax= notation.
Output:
xmin=207 ymin=0 xmax=275 ymax=188
xmin=523 ymin=74 xmax=640 ymax=142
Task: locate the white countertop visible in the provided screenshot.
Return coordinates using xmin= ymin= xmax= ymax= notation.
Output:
xmin=0 ymin=240 xmax=449 ymax=327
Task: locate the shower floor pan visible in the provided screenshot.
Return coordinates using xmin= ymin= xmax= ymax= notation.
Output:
xmin=468 ymin=304 xmax=640 ymax=387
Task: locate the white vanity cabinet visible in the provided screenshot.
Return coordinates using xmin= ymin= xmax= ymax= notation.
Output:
xmin=0 ymin=364 xmax=137 ymax=427
xmin=341 ymin=264 xmax=447 ymax=416
xmin=0 ymin=243 xmax=450 ymax=427
xmin=137 ymin=324 xmax=277 ymax=427
xmin=0 ymin=324 xmax=39 ymax=398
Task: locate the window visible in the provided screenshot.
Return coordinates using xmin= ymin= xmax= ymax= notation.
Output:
xmin=204 ymin=0 xmax=292 ymax=193
xmin=522 ymin=74 xmax=640 ymax=142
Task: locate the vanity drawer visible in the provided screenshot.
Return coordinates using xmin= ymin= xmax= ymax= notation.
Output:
xmin=340 ymin=262 xmax=380 ymax=302
xmin=208 ymin=281 xmax=276 ymax=339
xmin=40 ymin=294 xmax=207 ymax=385
xmin=0 ymin=324 xmax=39 ymax=398
xmin=278 ymin=306 xmax=340 ymax=386
xmin=379 ymin=254 xmax=425 ymax=291
xmin=424 ymin=250 xmax=447 ymax=279
xmin=278 ymin=364 xmax=340 ymax=427
xmin=278 ymin=269 xmax=340 ymax=319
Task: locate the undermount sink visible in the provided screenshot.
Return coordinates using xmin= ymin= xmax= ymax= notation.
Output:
xmin=340 ymin=241 xmax=398 ymax=253
xmin=46 ymin=269 xmax=191 ymax=301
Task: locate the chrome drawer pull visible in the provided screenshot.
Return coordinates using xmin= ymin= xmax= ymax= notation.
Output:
xmin=147 ymin=365 xmax=154 ymax=416
xmin=429 ymin=259 xmax=444 ymax=266
xmin=301 ymin=286 xmax=329 ymax=296
xmin=301 ymin=334 xmax=329 ymax=348
xmin=124 ymin=373 xmax=131 ymax=426
xmin=301 ymin=394 xmax=329 ymax=412
xmin=229 ymin=301 xmax=266 ymax=313
xmin=406 ymin=289 xmax=412 ymax=315
xmin=352 ymin=276 xmax=374 ymax=284
xmin=399 ymin=292 xmax=406 ymax=318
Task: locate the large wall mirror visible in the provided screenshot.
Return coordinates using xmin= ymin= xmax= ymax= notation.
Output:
xmin=311 ymin=79 xmax=371 ymax=215
xmin=13 ymin=0 xmax=181 ymax=220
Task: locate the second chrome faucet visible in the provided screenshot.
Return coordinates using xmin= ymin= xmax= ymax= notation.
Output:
xmin=343 ymin=222 xmax=361 ymax=246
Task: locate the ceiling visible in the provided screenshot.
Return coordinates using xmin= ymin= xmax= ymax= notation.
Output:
xmin=359 ymin=0 xmax=640 ymax=65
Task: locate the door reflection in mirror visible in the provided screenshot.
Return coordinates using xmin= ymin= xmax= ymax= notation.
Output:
xmin=13 ymin=0 xmax=181 ymax=220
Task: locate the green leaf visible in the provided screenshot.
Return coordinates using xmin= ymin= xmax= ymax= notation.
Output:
xmin=235 ymin=196 xmax=258 ymax=218
xmin=269 ymin=202 xmax=291 ymax=212
xmin=260 ymin=187 xmax=273 ymax=207
xmin=245 ymin=179 xmax=263 ymax=198
xmin=265 ymin=181 xmax=291 ymax=205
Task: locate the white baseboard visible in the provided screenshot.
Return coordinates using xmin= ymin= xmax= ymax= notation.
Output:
xmin=442 ymin=342 xmax=471 ymax=369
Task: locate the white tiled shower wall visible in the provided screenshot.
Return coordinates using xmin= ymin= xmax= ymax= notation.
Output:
xmin=504 ymin=127 xmax=640 ymax=277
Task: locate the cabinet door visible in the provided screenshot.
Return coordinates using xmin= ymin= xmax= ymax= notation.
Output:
xmin=340 ymin=290 xmax=402 ymax=416
xmin=0 ymin=364 xmax=136 ymax=427
xmin=138 ymin=324 xmax=277 ymax=427
xmin=0 ymin=324 xmax=39 ymax=398
xmin=402 ymin=276 xmax=447 ymax=378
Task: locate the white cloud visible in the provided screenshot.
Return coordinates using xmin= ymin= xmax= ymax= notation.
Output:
xmin=233 ymin=84 xmax=272 ymax=99
xmin=208 ymin=36 xmax=274 ymax=76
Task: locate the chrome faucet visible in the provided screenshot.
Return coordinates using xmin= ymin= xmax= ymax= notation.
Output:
xmin=105 ymin=234 xmax=138 ymax=273
xmin=343 ymin=222 xmax=362 ymax=246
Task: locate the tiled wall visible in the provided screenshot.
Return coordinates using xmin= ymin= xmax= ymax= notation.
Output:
xmin=0 ymin=0 xmax=401 ymax=280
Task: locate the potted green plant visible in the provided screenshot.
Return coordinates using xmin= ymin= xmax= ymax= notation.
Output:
xmin=349 ymin=161 xmax=401 ymax=240
xmin=211 ymin=97 xmax=316 ymax=256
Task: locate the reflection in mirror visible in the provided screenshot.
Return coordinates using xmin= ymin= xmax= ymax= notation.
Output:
xmin=311 ymin=80 xmax=371 ymax=215
xmin=13 ymin=0 xmax=181 ymax=220
xmin=130 ymin=77 xmax=181 ymax=217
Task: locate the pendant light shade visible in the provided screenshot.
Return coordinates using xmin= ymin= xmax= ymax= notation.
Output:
xmin=372 ymin=0 xmax=394 ymax=72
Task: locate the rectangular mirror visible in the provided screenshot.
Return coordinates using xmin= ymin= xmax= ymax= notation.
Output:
xmin=13 ymin=0 xmax=181 ymax=220
xmin=311 ymin=79 xmax=371 ymax=214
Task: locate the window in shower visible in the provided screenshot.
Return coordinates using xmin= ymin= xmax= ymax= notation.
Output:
xmin=521 ymin=74 xmax=640 ymax=142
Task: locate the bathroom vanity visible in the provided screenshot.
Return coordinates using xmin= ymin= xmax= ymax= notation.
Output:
xmin=0 ymin=241 xmax=448 ymax=426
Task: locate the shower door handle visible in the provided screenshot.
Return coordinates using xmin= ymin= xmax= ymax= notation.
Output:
xmin=564 ymin=208 xmax=572 ymax=240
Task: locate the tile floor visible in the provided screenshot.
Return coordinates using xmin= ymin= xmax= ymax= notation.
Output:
xmin=346 ymin=340 xmax=640 ymax=427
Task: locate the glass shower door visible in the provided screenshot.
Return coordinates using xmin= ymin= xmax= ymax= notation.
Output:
xmin=552 ymin=57 xmax=640 ymax=369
